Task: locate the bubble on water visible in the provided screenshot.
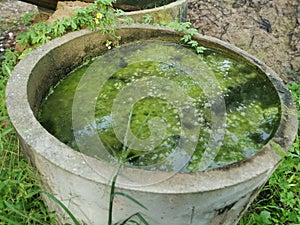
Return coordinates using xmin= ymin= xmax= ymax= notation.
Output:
xmin=198 ymin=117 xmax=205 ymax=123
xmin=204 ymin=102 xmax=211 ymax=108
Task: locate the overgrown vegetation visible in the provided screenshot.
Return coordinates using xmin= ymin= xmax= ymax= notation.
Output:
xmin=239 ymin=137 xmax=300 ymax=224
xmin=0 ymin=45 xmax=55 ymax=225
xmin=16 ymin=1 xmax=117 ymax=47
xmin=239 ymin=82 xmax=300 ymax=225
xmin=0 ymin=0 xmax=299 ymax=224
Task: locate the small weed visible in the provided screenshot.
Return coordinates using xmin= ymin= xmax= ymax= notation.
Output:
xmin=1 ymin=49 xmax=19 ymax=77
xmin=22 ymin=12 xmax=36 ymax=26
xmin=142 ymin=15 xmax=207 ymax=57
xmin=143 ymin=14 xmax=153 ymax=24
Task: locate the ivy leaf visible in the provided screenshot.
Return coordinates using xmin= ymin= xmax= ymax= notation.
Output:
xmin=71 ymin=20 xmax=78 ymax=30
xmin=181 ymin=34 xmax=191 ymax=43
xmin=187 ymin=40 xmax=198 ymax=47
xmin=196 ymin=46 xmax=206 ymax=54
xmin=188 ymin=28 xmax=198 ymax=36
xmin=62 ymin=18 xmax=71 ymax=27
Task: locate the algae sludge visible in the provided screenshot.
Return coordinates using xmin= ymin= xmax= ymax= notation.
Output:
xmin=38 ymin=40 xmax=280 ymax=172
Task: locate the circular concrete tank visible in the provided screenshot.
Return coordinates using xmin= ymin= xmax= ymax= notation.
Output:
xmin=6 ymin=25 xmax=298 ymax=225
xmin=116 ymin=0 xmax=187 ymax=22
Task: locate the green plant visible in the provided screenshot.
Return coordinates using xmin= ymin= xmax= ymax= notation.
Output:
xmin=17 ymin=21 xmax=52 ymax=46
xmin=45 ymin=193 xmax=84 ymax=225
xmin=162 ymin=21 xmax=206 ymax=55
xmin=22 ymin=12 xmax=36 ymax=26
xmin=17 ymin=0 xmax=119 ymax=47
xmin=1 ymin=58 xmax=55 ymax=224
xmin=239 ymin=136 xmax=300 ymax=225
xmin=1 ymin=49 xmax=19 ymax=78
xmin=143 ymin=14 xmax=153 ymax=24
xmin=239 ymin=83 xmax=300 ymax=225
xmin=108 ymin=170 xmax=149 ymax=225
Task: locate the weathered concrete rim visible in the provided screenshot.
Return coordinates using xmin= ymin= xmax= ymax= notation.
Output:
xmin=123 ymin=0 xmax=186 ymax=15
xmin=119 ymin=0 xmax=188 ymax=23
xmin=6 ymin=24 xmax=298 ymax=194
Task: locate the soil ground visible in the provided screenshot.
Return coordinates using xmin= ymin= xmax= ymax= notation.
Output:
xmin=188 ymin=0 xmax=300 ymax=83
xmin=0 ymin=0 xmax=299 ymax=83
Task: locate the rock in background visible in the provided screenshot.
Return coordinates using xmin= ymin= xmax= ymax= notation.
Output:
xmin=188 ymin=0 xmax=300 ymax=83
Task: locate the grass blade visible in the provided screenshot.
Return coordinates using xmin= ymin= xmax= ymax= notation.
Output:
xmin=134 ymin=212 xmax=149 ymax=225
xmin=115 ymin=212 xmax=149 ymax=225
xmin=1 ymin=127 xmax=14 ymax=136
xmin=114 ymin=192 xmax=148 ymax=210
xmin=4 ymin=201 xmax=28 ymax=218
xmin=4 ymin=201 xmax=49 ymax=225
xmin=108 ymin=172 xmax=118 ymax=225
xmin=44 ymin=192 xmax=82 ymax=225
xmin=0 ymin=215 xmax=21 ymax=225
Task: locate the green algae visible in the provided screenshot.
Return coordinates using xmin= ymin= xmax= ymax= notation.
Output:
xmin=38 ymin=40 xmax=280 ymax=171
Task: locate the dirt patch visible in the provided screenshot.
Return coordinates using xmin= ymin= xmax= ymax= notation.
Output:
xmin=188 ymin=0 xmax=300 ymax=83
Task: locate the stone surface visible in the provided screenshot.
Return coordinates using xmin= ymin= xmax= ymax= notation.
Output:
xmin=0 ymin=0 xmax=37 ymax=20
xmin=188 ymin=0 xmax=300 ymax=83
xmin=47 ymin=1 xmax=91 ymax=24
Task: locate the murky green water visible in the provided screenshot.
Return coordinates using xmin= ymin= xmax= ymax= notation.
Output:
xmin=38 ymin=40 xmax=280 ymax=171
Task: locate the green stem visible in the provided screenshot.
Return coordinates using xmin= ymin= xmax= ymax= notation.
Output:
xmin=108 ymin=167 xmax=120 ymax=225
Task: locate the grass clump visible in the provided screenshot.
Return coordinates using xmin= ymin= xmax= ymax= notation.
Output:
xmin=0 ymin=53 xmax=55 ymax=225
xmin=0 ymin=13 xmax=55 ymax=223
xmin=239 ymin=137 xmax=300 ymax=225
xmin=239 ymin=82 xmax=300 ymax=225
